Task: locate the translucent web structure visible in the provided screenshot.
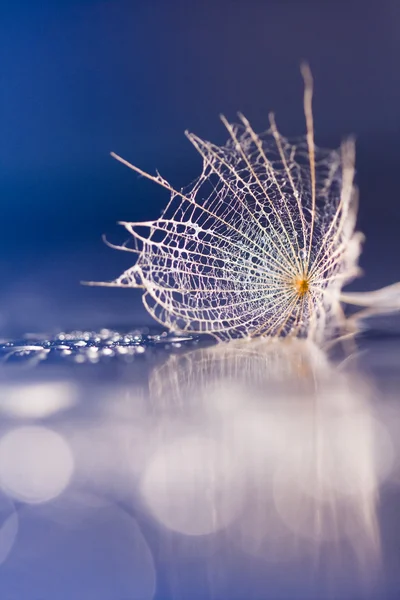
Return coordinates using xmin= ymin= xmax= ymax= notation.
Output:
xmin=102 ymin=66 xmax=364 ymax=343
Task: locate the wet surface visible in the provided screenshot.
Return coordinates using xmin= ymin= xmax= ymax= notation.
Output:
xmin=0 ymin=327 xmax=399 ymax=599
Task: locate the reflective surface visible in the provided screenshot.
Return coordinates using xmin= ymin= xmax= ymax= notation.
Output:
xmin=0 ymin=328 xmax=399 ymax=599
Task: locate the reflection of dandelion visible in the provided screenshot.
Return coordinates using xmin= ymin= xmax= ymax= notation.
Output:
xmin=141 ymin=435 xmax=243 ymax=536
xmin=144 ymin=338 xmax=389 ymax=588
xmin=99 ymin=65 xmax=365 ymax=343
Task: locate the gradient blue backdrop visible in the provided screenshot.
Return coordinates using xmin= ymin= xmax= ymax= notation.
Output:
xmin=2 ymin=0 xmax=400 ymax=335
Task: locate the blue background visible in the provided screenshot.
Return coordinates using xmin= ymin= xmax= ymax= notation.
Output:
xmin=2 ymin=0 xmax=400 ymax=335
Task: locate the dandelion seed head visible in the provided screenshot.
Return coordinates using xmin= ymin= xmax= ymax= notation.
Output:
xmin=105 ymin=67 xmax=362 ymax=344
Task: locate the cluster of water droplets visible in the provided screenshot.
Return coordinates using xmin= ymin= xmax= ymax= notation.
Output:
xmin=0 ymin=329 xmax=198 ymax=365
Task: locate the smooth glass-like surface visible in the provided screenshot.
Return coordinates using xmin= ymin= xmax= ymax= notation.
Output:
xmin=0 ymin=326 xmax=399 ymax=599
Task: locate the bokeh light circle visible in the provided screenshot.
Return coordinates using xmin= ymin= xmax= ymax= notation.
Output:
xmin=0 ymin=426 xmax=74 ymax=504
xmin=141 ymin=435 xmax=243 ymax=536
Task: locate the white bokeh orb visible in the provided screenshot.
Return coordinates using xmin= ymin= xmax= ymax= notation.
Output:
xmin=141 ymin=435 xmax=243 ymax=536
xmin=0 ymin=426 xmax=74 ymax=504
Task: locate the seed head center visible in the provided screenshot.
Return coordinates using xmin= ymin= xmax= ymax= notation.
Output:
xmin=294 ymin=277 xmax=309 ymax=297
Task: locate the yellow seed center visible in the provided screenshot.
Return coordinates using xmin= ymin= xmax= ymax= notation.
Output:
xmin=295 ymin=278 xmax=309 ymax=296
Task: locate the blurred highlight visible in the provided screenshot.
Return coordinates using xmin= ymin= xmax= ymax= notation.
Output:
xmin=0 ymin=426 xmax=74 ymax=503
xmin=0 ymin=381 xmax=77 ymax=419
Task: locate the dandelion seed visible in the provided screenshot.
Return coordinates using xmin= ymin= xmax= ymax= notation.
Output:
xmin=92 ymin=65 xmax=398 ymax=343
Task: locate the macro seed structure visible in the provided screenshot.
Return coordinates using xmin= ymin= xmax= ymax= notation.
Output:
xmin=100 ymin=65 xmax=364 ymax=343
xmin=294 ymin=277 xmax=310 ymax=298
